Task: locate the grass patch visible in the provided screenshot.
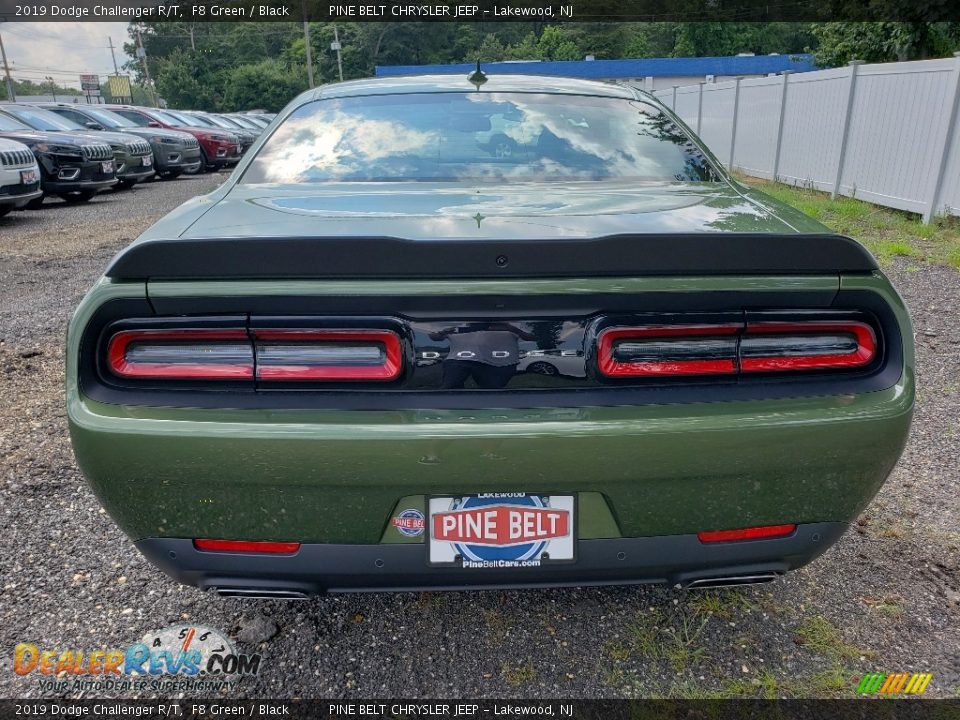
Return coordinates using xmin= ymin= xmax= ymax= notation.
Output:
xmin=740 ymin=176 xmax=960 ymax=270
xmin=793 ymin=616 xmax=874 ymax=662
xmin=620 ymin=608 xmax=709 ymax=673
xmin=500 ymin=661 xmax=536 ymax=687
xmin=862 ymin=594 xmax=905 ymax=620
xmin=660 ymin=665 xmax=854 ymax=699
xmin=687 ymin=589 xmax=759 ymax=619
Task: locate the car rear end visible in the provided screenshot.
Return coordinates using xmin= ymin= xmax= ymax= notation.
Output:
xmin=67 ymin=240 xmax=912 ymax=596
xmin=66 ymin=78 xmax=913 ymax=597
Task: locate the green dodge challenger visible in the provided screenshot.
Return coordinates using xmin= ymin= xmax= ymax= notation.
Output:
xmin=67 ymin=74 xmax=913 ymax=598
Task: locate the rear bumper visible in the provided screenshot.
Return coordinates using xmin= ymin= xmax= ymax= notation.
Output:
xmin=136 ymin=522 xmax=847 ymax=594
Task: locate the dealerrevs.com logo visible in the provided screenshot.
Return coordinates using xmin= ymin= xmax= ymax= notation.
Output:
xmin=13 ymin=625 xmax=261 ymax=693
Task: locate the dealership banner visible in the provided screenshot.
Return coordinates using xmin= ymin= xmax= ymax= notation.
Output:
xmin=5 ymin=700 xmax=960 ymax=719
xmin=0 ymin=0 xmax=954 ymax=22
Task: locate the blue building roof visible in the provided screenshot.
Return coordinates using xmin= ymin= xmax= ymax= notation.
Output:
xmin=376 ymin=54 xmax=816 ymax=80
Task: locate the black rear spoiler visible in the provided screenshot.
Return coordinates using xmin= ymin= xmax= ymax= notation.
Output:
xmin=105 ymin=233 xmax=878 ymax=280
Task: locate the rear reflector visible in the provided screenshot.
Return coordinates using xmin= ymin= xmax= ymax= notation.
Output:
xmin=597 ymin=324 xmax=741 ymax=377
xmin=193 ymin=539 xmax=301 ymax=555
xmin=107 ymin=329 xmax=253 ymax=379
xmin=253 ymin=329 xmax=402 ymax=381
xmin=740 ymin=321 xmax=876 ymax=373
xmin=697 ymin=524 xmax=797 ymax=543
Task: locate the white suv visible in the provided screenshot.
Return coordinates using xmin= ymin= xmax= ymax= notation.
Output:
xmin=0 ymin=137 xmax=41 ymax=217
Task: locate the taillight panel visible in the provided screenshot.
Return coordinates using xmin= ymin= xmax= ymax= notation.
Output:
xmin=598 ymin=324 xmax=741 ymax=377
xmin=596 ymin=319 xmax=878 ymax=379
xmin=92 ymin=309 xmax=887 ymax=405
xmin=740 ymin=321 xmax=876 ymax=373
xmin=107 ymin=329 xmax=254 ymax=379
xmin=253 ymin=329 xmax=403 ymax=382
xmin=104 ymin=325 xmax=405 ymax=384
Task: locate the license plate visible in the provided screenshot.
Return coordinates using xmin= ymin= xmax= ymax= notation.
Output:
xmin=142 ymin=155 xmax=152 ymax=167
xmin=20 ymin=169 xmax=37 ymax=185
xmin=101 ymin=160 xmax=114 ymax=174
xmin=428 ymin=493 xmax=575 ymax=568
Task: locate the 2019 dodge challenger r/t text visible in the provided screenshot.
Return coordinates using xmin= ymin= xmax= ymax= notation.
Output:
xmin=67 ymin=74 xmax=913 ymax=598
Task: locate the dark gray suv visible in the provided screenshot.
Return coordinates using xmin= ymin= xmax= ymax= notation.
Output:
xmin=37 ymin=103 xmax=202 ymax=179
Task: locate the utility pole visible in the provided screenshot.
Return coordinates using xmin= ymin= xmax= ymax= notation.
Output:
xmin=333 ymin=24 xmax=343 ymax=83
xmin=108 ymin=36 xmax=120 ymax=75
xmin=0 ymin=28 xmax=15 ymax=102
xmin=135 ymin=28 xmax=157 ymax=107
xmin=46 ymin=76 xmax=56 ymax=102
xmin=303 ymin=21 xmax=314 ymax=88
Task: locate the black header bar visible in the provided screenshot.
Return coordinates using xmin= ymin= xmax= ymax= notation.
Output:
xmin=0 ymin=0 xmax=955 ymax=22
xmin=5 ymin=699 xmax=960 ymax=719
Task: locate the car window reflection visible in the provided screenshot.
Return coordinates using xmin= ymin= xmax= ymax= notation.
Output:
xmin=243 ymin=93 xmax=717 ymax=184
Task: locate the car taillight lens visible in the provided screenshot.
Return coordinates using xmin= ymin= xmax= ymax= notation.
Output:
xmin=193 ymin=539 xmax=300 ymax=554
xmin=597 ymin=324 xmax=741 ymax=377
xmin=697 ymin=524 xmax=797 ymax=543
xmin=253 ymin=329 xmax=402 ymax=381
xmin=106 ymin=327 xmax=403 ymax=382
xmin=740 ymin=321 xmax=876 ymax=373
xmin=107 ymin=329 xmax=253 ymax=379
xmin=596 ymin=320 xmax=876 ymax=378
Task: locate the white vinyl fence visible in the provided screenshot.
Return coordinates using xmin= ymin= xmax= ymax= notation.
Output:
xmin=653 ymin=54 xmax=960 ymax=223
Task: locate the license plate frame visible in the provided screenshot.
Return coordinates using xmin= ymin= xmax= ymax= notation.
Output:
xmin=427 ymin=493 xmax=577 ymax=569
xmin=101 ymin=160 xmax=114 ymax=174
xmin=20 ymin=168 xmax=37 ymax=185
xmin=142 ymin=155 xmax=153 ymax=167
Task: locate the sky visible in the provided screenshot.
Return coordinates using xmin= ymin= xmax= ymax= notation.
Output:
xmin=0 ymin=22 xmax=132 ymax=91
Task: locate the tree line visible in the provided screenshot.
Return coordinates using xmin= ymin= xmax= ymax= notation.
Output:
xmin=121 ymin=21 xmax=960 ymax=112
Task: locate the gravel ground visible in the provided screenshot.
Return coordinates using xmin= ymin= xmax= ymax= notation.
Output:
xmin=0 ymin=176 xmax=957 ymax=700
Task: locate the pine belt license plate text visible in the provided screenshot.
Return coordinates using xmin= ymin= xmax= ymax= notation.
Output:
xmin=428 ymin=493 xmax=575 ymax=568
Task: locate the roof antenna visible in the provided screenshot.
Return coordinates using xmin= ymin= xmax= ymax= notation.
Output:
xmin=468 ymin=60 xmax=487 ymax=90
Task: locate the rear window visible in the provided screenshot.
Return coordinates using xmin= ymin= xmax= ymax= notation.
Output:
xmin=242 ymin=92 xmax=718 ymax=184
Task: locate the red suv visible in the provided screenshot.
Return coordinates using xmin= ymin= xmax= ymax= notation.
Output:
xmin=105 ymin=105 xmax=241 ymax=173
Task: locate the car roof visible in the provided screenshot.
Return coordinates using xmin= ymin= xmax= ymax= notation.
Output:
xmin=307 ymin=74 xmax=642 ymax=102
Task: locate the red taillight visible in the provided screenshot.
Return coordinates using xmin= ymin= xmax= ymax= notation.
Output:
xmin=107 ymin=329 xmax=253 ymax=379
xmin=697 ymin=524 xmax=797 ymax=543
xmin=740 ymin=321 xmax=876 ymax=373
xmin=193 ymin=539 xmax=301 ymax=554
xmin=106 ymin=327 xmax=404 ymax=382
xmin=596 ymin=320 xmax=877 ymax=378
xmin=597 ymin=324 xmax=742 ymax=377
xmin=253 ymin=329 xmax=402 ymax=381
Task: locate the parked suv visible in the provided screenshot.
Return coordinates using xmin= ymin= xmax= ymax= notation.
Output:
xmin=0 ymin=137 xmax=42 ymax=217
xmin=0 ymin=104 xmax=153 ymax=189
xmin=38 ymin=103 xmax=201 ymax=179
xmin=176 ymin=110 xmax=256 ymax=155
xmin=106 ymin=105 xmax=241 ymax=173
xmin=0 ymin=111 xmax=115 ymax=205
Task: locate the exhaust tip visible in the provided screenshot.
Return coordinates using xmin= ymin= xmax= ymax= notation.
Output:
xmin=686 ymin=573 xmax=780 ymax=590
xmin=215 ymin=587 xmax=310 ymax=600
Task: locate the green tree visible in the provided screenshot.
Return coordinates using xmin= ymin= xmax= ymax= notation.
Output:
xmin=810 ymin=22 xmax=960 ymax=66
xmin=221 ymin=59 xmax=308 ymax=112
xmin=537 ymin=26 xmax=582 ymax=60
